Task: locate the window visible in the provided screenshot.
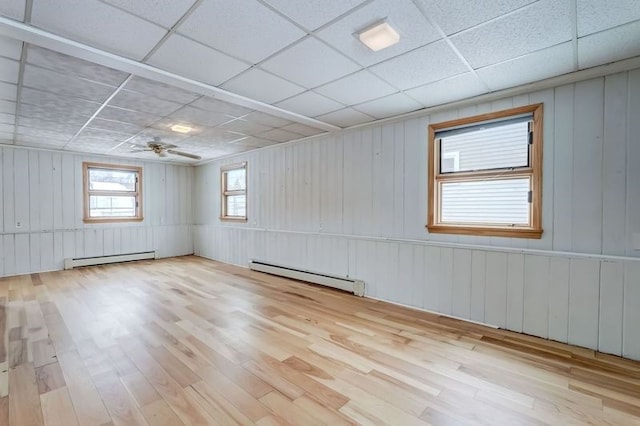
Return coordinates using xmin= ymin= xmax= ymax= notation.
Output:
xmin=83 ymin=162 xmax=142 ymax=223
xmin=221 ymin=162 xmax=247 ymax=221
xmin=427 ymin=104 xmax=543 ymax=238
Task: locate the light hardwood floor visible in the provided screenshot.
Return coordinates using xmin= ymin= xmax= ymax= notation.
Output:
xmin=0 ymin=255 xmax=639 ymax=425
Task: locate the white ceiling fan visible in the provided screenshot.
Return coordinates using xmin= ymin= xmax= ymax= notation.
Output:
xmin=129 ymin=137 xmax=201 ymax=160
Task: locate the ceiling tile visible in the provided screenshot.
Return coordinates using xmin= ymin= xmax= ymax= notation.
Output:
xmin=27 ymin=46 xmax=128 ymax=86
xmin=315 ymin=108 xmax=374 ymax=127
xmin=258 ymin=128 xmax=302 ymax=142
xmin=240 ymin=111 xmax=293 ymax=128
xmin=97 ymin=106 xmax=161 ymax=127
xmin=101 ymin=0 xmax=196 ymax=29
xmin=126 ymin=129 xmax=191 ymax=147
xmin=124 ymin=75 xmax=200 ymax=104
xmin=31 ymin=0 xmax=167 ymax=60
xmin=353 ymin=92 xmax=421 ymax=118
xmin=451 ymin=0 xmax=572 ymax=68
xmin=147 ymin=34 xmax=249 ymax=87
xmin=369 ymin=40 xmax=468 ymax=90
xmin=18 ymin=116 xmax=82 ymax=135
xmin=0 ymin=57 xmax=19 ymax=84
xmin=86 ymin=118 xmax=144 ymax=136
xmin=0 ymin=0 xmax=25 ymax=21
xmin=263 ymin=0 xmax=368 ymax=31
xmin=477 ymin=42 xmax=575 ymax=91
xmin=261 ymin=37 xmax=360 ymax=88
xmin=190 ymin=96 xmax=253 ymax=117
xmin=316 ymin=0 xmax=441 ymax=67
xmin=66 ymin=137 xmax=121 ymax=153
xmin=16 ymin=126 xmax=73 ymax=143
xmin=16 ymin=134 xmax=69 ymax=148
xmin=20 ymin=87 xmax=101 ymax=116
xmin=0 ymin=99 xmax=15 ymax=114
xmin=0 ymin=82 xmax=18 ymax=102
xmin=419 ymin=0 xmax=536 ymax=35
xmin=0 ymin=123 xmax=14 ymax=134
xmin=78 ymin=127 xmax=131 ymax=142
xmin=577 ymin=0 xmax=640 ymax=37
xmin=19 ymin=104 xmax=89 ymax=125
xmin=315 ymin=70 xmax=397 ymax=105
xmin=178 ymin=0 xmax=306 ymax=63
xmin=405 ymin=72 xmax=486 ymax=107
xmin=169 ymin=105 xmax=235 ymax=127
xmin=0 ymin=131 xmax=14 ymax=142
xmin=280 ymin=123 xmax=325 ymax=137
xmin=232 ymin=136 xmax=278 ymax=148
xmin=578 ymin=21 xmax=640 ymax=69
xmin=23 ymin=65 xmax=117 ymax=103
xmin=221 ymin=68 xmax=305 ymax=104
xmin=221 ymin=118 xmax=273 ymax=136
xmin=108 ymin=89 xmax=183 ymax=116
xmin=0 ymin=35 xmax=23 ymax=60
xmin=276 ymin=90 xmax=345 ymax=117
xmin=181 ymin=128 xmax=247 ymax=147
xmin=0 ymin=112 xmax=15 ymax=125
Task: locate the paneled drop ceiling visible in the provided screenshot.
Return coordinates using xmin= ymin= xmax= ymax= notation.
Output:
xmin=0 ymin=0 xmax=639 ymax=162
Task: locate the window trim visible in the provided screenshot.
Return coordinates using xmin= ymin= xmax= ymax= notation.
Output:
xmin=220 ymin=162 xmax=248 ymax=222
xmin=427 ymin=103 xmax=543 ymax=239
xmin=83 ymin=162 xmax=143 ymax=223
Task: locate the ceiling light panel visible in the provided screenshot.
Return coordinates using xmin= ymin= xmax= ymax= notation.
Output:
xmin=260 ymin=37 xmax=360 ymax=89
xmin=358 ymin=21 xmax=400 ymax=51
xmin=147 ymin=34 xmax=249 ymax=87
xmin=170 ymin=124 xmax=193 ymax=134
xmin=30 ymin=0 xmax=167 ymax=60
xmin=264 ymin=0 xmax=369 ymax=31
xmin=26 ymin=46 xmax=128 ymax=86
xmin=316 ymin=0 xmax=440 ymax=67
xmin=221 ymin=68 xmax=305 ymax=105
xmin=177 ymin=0 xmax=306 ymax=63
xmin=450 ymin=0 xmax=572 ymax=69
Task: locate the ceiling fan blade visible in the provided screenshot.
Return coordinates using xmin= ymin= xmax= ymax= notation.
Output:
xmin=147 ymin=141 xmax=177 ymax=149
xmin=129 ymin=149 xmax=152 ymax=153
xmin=166 ymin=149 xmax=201 ymax=160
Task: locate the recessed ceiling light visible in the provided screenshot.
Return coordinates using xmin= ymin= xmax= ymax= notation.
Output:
xmin=170 ymin=124 xmax=192 ymax=134
xmin=358 ymin=21 xmax=400 ymax=52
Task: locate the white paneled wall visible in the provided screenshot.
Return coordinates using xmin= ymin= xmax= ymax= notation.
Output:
xmin=194 ymin=68 xmax=640 ymax=360
xmin=0 ymin=146 xmax=193 ymax=276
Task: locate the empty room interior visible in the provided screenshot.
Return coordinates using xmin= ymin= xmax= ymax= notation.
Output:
xmin=1 ymin=0 xmax=640 ymax=424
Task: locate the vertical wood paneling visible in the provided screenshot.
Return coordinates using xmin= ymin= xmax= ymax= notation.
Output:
xmin=523 ymin=255 xmax=550 ymax=339
xmin=392 ymin=122 xmax=404 ymax=239
xmin=568 ymin=258 xmax=600 ymax=349
xmin=623 ymin=262 xmax=640 ymax=359
xmin=3 ymin=149 xmax=14 ymax=233
xmin=572 ymin=79 xmax=604 ymax=254
xmin=403 ymin=118 xmax=425 ymax=240
xmin=485 ymin=251 xmax=508 ymax=328
xmin=39 ymin=152 xmax=54 ymax=231
xmin=506 ymin=253 xmax=525 ymax=332
xmin=377 ymin=125 xmax=395 ymax=237
xmin=451 ymin=248 xmax=472 ymax=319
xmin=14 ymin=150 xmax=29 ymax=232
xmin=438 ymin=247 xmax=453 ymax=315
xmin=627 ymin=69 xmax=640 ymax=256
xmin=396 ymin=243 xmax=413 ymax=306
xmin=552 ymin=85 xmax=574 ymax=252
xmin=599 ymin=261 xmax=624 ymax=355
xmin=470 ymin=250 xmax=486 ymax=323
xmin=548 ymin=257 xmax=570 ymax=343
xmin=28 ymin=151 xmax=40 ymax=232
xmin=0 ymin=148 xmax=3 ymax=233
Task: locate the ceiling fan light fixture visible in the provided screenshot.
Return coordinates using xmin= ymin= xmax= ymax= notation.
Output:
xmin=170 ymin=124 xmax=193 ymax=134
xmin=358 ymin=21 xmax=400 ymax=52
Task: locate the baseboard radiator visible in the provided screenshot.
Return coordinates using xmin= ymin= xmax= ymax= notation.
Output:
xmin=64 ymin=251 xmax=157 ymax=270
xmin=249 ymin=260 xmax=365 ymax=297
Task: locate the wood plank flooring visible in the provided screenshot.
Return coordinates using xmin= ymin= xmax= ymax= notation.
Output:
xmin=1 ymin=255 xmax=639 ymax=425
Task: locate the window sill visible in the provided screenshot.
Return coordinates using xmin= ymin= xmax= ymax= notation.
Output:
xmin=427 ymin=224 xmax=542 ymax=239
xmin=220 ymin=217 xmax=248 ymax=223
xmin=83 ymin=217 xmax=144 ymax=224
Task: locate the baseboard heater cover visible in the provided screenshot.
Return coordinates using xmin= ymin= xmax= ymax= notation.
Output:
xmin=249 ymin=260 xmax=365 ymax=297
xmin=64 ymin=251 xmax=157 ymax=270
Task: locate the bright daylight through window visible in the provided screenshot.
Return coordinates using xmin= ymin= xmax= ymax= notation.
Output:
xmin=428 ymin=104 xmax=543 ymax=238
xmin=83 ymin=162 xmax=143 ymax=223
xmin=221 ymin=162 xmax=247 ymax=221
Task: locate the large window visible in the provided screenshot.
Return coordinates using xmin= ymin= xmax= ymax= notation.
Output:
xmin=83 ymin=162 xmax=142 ymax=223
xmin=428 ymin=104 xmax=543 ymax=238
xmin=221 ymin=162 xmax=247 ymax=221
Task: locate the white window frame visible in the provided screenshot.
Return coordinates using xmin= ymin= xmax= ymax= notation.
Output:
xmin=427 ymin=104 xmax=543 ymax=239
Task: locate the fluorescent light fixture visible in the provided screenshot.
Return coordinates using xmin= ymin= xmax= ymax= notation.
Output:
xmin=358 ymin=21 xmax=400 ymax=52
xmin=170 ymin=124 xmax=192 ymax=134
